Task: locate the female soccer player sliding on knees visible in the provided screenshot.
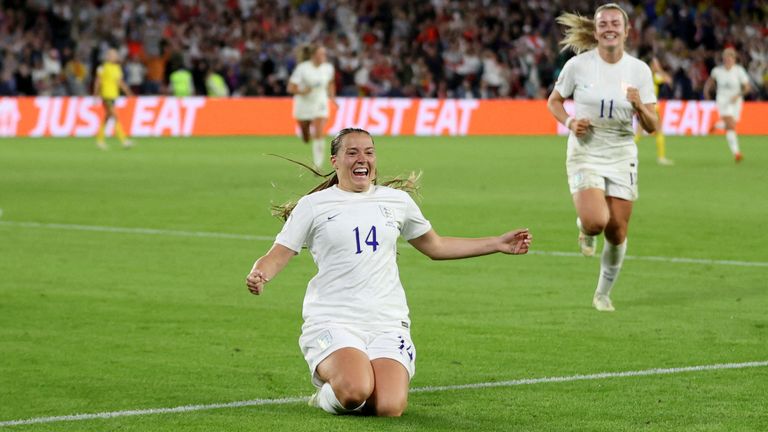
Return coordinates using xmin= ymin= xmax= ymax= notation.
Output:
xmin=546 ymin=3 xmax=658 ymax=312
xmin=245 ymin=128 xmax=532 ymax=417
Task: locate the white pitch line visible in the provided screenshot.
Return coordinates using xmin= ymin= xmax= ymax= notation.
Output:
xmin=1 ymin=360 xmax=766 ymax=428
xmin=0 ymin=220 xmax=273 ymax=242
xmin=2 ymin=220 xmax=767 ymax=268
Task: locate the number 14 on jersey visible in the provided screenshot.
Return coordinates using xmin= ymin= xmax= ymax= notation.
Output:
xmin=353 ymin=226 xmax=379 ymax=254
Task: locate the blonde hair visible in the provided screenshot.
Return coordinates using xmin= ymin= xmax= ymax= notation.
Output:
xmin=557 ymin=3 xmax=630 ymax=54
xmin=296 ymin=43 xmax=319 ymax=63
xmin=271 ymin=128 xmax=421 ymax=221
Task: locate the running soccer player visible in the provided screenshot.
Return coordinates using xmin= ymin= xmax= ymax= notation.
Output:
xmin=547 ymin=3 xmax=658 ymax=312
xmin=704 ymin=47 xmax=751 ymax=163
xmin=287 ymin=44 xmax=336 ymax=169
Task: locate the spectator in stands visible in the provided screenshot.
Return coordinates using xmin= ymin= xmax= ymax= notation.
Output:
xmin=169 ymin=57 xmax=194 ymax=96
xmin=205 ymin=66 xmax=230 ymax=97
xmin=0 ymin=0 xmax=765 ymax=100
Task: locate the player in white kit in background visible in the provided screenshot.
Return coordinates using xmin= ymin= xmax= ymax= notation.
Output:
xmin=704 ymin=47 xmax=751 ymax=163
xmin=546 ymin=3 xmax=659 ymax=312
xmin=245 ymin=128 xmax=532 ymax=417
xmin=287 ymin=44 xmax=336 ymax=169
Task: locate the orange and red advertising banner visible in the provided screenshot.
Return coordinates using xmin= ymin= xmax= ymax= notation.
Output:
xmin=1 ymin=97 xmax=766 ymax=137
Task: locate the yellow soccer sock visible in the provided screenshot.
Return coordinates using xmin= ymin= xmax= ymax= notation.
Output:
xmin=655 ymin=133 xmax=666 ymax=160
xmin=115 ymin=122 xmax=127 ymax=143
xmin=97 ymin=125 xmax=105 ymax=142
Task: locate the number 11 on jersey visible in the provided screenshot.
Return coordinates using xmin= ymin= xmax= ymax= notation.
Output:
xmin=353 ymin=226 xmax=379 ymax=254
xmin=600 ymin=99 xmax=614 ymax=118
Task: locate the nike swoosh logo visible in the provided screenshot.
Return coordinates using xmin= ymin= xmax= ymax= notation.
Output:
xmin=327 ymin=213 xmax=340 ymax=221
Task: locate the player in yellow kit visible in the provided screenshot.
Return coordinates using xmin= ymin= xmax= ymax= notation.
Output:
xmin=93 ymin=48 xmax=133 ymax=149
xmin=635 ymin=57 xmax=673 ymax=165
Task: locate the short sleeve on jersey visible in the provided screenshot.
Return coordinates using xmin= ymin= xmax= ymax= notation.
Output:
xmin=400 ymin=193 xmax=432 ymax=240
xmin=274 ymin=196 xmax=313 ymax=253
xmin=288 ymin=63 xmax=304 ymax=86
xmin=553 ymin=59 xmax=575 ymax=98
xmin=638 ymin=63 xmax=657 ymax=104
xmin=738 ymin=66 xmax=750 ymax=84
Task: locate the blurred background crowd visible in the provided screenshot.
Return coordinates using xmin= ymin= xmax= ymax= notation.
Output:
xmin=0 ymin=0 xmax=765 ymax=100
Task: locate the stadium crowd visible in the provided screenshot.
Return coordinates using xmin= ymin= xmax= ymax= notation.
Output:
xmin=0 ymin=0 xmax=765 ymax=100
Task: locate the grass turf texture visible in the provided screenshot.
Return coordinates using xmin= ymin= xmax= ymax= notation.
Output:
xmin=0 ymin=135 xmax=766 ymax=431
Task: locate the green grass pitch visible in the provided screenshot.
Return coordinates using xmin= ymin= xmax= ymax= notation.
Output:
xmin=0 ymin=134 xmax=766 ymax=431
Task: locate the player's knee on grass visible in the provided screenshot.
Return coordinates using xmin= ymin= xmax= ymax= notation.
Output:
xmin=372 ymin=395 xmax=407 ymax=417
xmin=331 ymin=378 xmax=374 ymax=409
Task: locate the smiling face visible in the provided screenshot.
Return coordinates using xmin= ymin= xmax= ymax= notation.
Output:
xmin=332 ymin=132 xmax=376 ymax=193
xmin=594 ymin=7 xmax=628 ymax=54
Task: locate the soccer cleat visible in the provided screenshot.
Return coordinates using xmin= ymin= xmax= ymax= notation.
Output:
xmin=577 ymin=218 xmax=597 ymax=257
xmin=96 ymin=140 xmax=107 ymax=150
xmin=592 ymin=294 xmax=615 ymax=312
xmin=123 ymin=139 xmax=134 ymax=149
xmin=657 ymin=157 xmax=674 ymax=166
xmin=308 ymin=391 xmax=320 ymax=408
xmin=734 ymin=152 xmax=743 ymax=163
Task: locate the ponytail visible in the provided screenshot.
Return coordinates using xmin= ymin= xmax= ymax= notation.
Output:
xmin=556 ymin=12 xmax=596 ymax=54
xmin=557 ymin=3 xmax=629 ymax=54
xmin=296 ymin=44 xmax=317 ymax=63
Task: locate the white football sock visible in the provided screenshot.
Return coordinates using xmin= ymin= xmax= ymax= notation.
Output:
xmin=312 ymin=138 xmax=325 ymax=169
xmin=315 ymin=382 xmax=364 ymax=415
xmin=725 ymin=130 xmax=740 ymax=155
xmin=595 ymin=238 xmax=627 ymax=297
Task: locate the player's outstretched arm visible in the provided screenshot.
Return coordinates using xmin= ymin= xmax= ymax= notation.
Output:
xmin=246 ymin=244 xmax=296 ymax=295
xmin=408 ymin=228 xmax=532 ymax=261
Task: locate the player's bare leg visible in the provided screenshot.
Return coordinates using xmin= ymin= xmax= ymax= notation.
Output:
xmin=310 ymin=348 xmax=373 ymax=414
xmin=592 ymin=197 xmax=633 ymax=312
xmin=311 ymin=117 xmax=327 ymax=169
xmin=573 ymin=188 xmax=609 ymax=257
xmin=364 ymin=359 xmax=409 ymax=417
xmin=722 ymin=116 xmax=742 ymax=162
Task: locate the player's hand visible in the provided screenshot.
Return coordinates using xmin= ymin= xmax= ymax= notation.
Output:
xmin=498 ymin=229 xmax=532 ymax=255
xmin=246 ymin=268 xmax=269 ymax=295
xmin=730 ymin=95 xmax=740 ymax=103
xmin=571 ymin=118 xmax=591 ymax=137
xmin=626 ymin=87 xmax=642 ymax=110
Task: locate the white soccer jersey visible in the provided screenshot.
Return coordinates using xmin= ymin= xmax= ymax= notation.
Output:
xmin=274 ymin=185 xmax=432 ymax=330
xmin=289 ymin=60 xmax=334 ymax=120
xmin=554 ymin=49 xmax=656 ymax=168
xmin=711 ymin=65 xmax=749 ymax=104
